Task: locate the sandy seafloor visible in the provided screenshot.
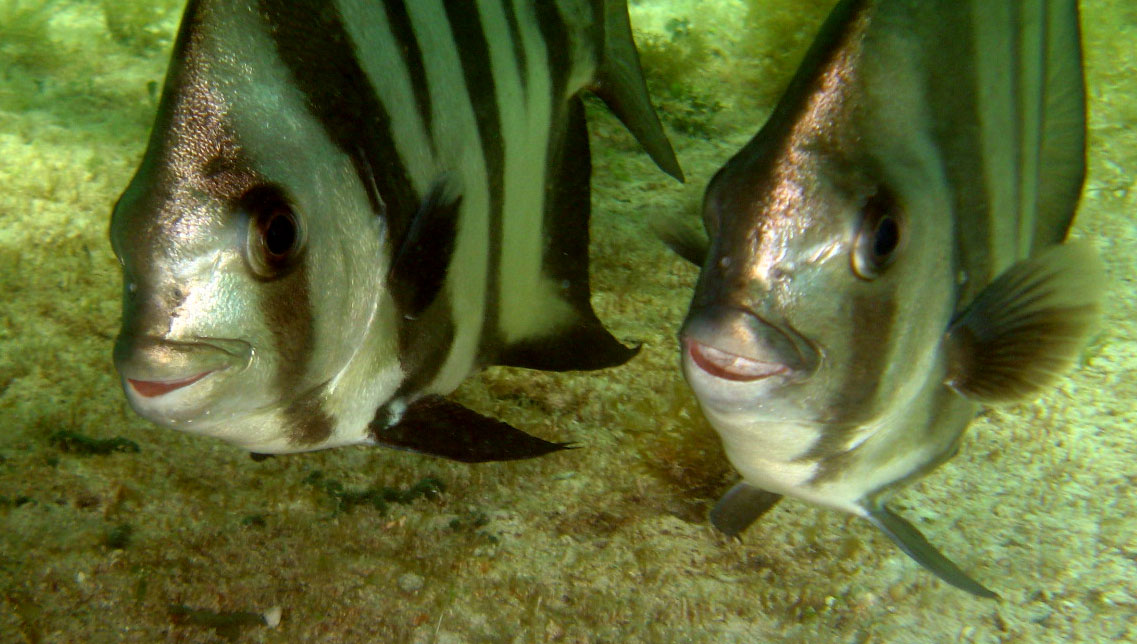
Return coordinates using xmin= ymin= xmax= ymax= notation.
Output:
xmin=1 ymin=0 xmax=1135 ymax=642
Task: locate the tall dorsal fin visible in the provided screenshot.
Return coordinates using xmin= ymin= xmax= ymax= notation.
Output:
xmin=1019 ymin=0 xmax=1086 ymax=249
xmin=591 ymin=0 xmax=684 ymax=182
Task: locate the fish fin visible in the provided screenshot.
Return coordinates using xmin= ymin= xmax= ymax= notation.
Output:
xmin=592 ymin=0 xmax=684 ymax=181
xmin=1025 ymin=0 xmax=1086 ymax=248
xmin=496 ymin=97 xmax=639 ymax=372
xmin=387 ymin=178 xmax=462 ymax=318
xmin=653 ymin=215 xmax=709 ymax=266
xmin=709 ymin=481 xmax=782 ymax=537
xmin=370 ymin=395 xmax=573 ymax=463
xmin=863 ymin=502 xmax=998 ymax=599
xmin=944 ymin=242 xmax=1103 ymax=402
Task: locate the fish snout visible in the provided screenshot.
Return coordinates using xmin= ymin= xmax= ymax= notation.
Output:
xmin=681 ymin=306 xmax=814 ymax=382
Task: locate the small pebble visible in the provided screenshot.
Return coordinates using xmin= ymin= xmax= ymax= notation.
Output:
xmin=263 ymin=606 xmax=282 ymax=628
xmin=398 ymin=572 xmax=425 ymax=593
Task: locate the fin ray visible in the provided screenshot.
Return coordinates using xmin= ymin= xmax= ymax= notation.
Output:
xmin=944 ymin=242 xmax=1103 ymax=402
xmin=388 ymin=178 xmax=462 ymax=317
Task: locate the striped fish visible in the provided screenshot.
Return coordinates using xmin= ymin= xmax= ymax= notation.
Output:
xmin=670 ymin=0 xmax=1102 ymax=596
xmin=109 ymin=0 xmax=681 ymax=461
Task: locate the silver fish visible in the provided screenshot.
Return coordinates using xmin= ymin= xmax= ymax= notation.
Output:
xmin=672 ymin=0 xmax=1102 ymax=596
xmin=109 ymin=0 xmax=681 ymax=461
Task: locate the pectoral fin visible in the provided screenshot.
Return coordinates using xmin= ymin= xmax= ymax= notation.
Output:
xmin=709 ymin=481 xmax=783 ymax=537
xmin=944 ymin=242 xmax=1103 ymax=402
xmin=387 ymin=179 xmax=462 ymax=318
xmin=654 ymin=215 xmax=709 ymax=266
xmin=863 ymin=502 xmax=997 ymax=598
xmin=370 ymin=395 xmax=572 ymax=463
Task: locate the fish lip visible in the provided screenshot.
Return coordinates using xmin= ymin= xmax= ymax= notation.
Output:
xmin=680 ymin=304 xmax=818 ymax=383
xmin=685 ymin=338 xmax=789 ymax=382
xmin=127 ymin=371 xmax=215 ymax=398
xmin=114 ymin=335 xmax=252 ymax=396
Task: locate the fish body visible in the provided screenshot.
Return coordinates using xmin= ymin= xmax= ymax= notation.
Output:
xmin=110 ymin=0 xmax=680 ymax=460
xmin=676 ymin=0 xmax=1101 ymax=596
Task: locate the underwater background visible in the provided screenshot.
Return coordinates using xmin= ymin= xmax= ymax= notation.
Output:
xmin=0 ymin=0 xmax=1134 ymax=641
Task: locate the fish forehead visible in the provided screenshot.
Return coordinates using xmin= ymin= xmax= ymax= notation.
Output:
xmin=698 ymin=7 xmax=876 ymax=309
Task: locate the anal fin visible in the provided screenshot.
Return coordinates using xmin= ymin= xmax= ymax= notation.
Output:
xmin=863 ymin=502 xmax=997 ymax=598
xmin=709 ymin=481 xmax=783 ymax=538
xmin=370 ymin=395 xmax=572 ymax=463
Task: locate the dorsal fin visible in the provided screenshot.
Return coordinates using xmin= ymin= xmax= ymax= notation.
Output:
xmin=592 ymin=0 xmax=684 ymax=182
xmin=1021 ymin=0 xmax=1086 ymax=249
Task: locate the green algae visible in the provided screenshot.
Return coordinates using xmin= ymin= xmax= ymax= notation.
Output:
xmin=303 ymin=471 xmax=446 ymax=515
xmin=48 ymin=429 xmax=140 ymax=455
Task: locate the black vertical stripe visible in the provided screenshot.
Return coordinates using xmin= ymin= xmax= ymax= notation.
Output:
xmin=502 ymin=0 xmax=528 ymax=91
xmin=258 ymin=0 xmax=419 ymax=248
xmin=534 ymin=1 xmax=568 ymax=108
xmin=923 ymin=2 xmax=992 ymax=308
xmin=384 ymin=0 xmax=435 ymax=138
xmin=805 ymin=290 xmax=896 ymax=482
xmin=256 ymin=0 xmax=428 ymax=442
xmin=442 ymin=0 xmax=505 ymax=362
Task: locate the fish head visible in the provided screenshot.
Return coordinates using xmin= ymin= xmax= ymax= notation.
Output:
xmin=681 ymin=10 xmax=957 ymax=434
xmin=109 ymin=3 xmax=389 ymax=450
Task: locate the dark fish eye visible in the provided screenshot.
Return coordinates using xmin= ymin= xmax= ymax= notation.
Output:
xmin=852 ymin=186 xmax=901 ymax=280
xmin=263 ymin=208 xmax=297 ymax=258
xmin=240 ymin=184 xmax=305 ymax=278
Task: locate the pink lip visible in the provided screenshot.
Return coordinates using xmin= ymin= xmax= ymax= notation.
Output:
xmin=127 ymin=372 xmax=212 ymax=398
xmin=686 ymin=340 xmax=787 ymax=382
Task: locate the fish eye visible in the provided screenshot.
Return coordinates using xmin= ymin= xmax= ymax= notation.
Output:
xmin=240 ymin=184 xmax=305 ymax=278
xmin=851 ymin=186 xmax=901 ymax=280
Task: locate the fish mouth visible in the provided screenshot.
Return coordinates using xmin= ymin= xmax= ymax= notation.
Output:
xmin=127 ymin=371 xmax=215 ymax=398
xmin=680 ymin=305 xmax=817 ymax=383
xmin=685 ymin=338 xmax=788 ymax=382
xmin=114 ymin=335 xmax=252 ymax=399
